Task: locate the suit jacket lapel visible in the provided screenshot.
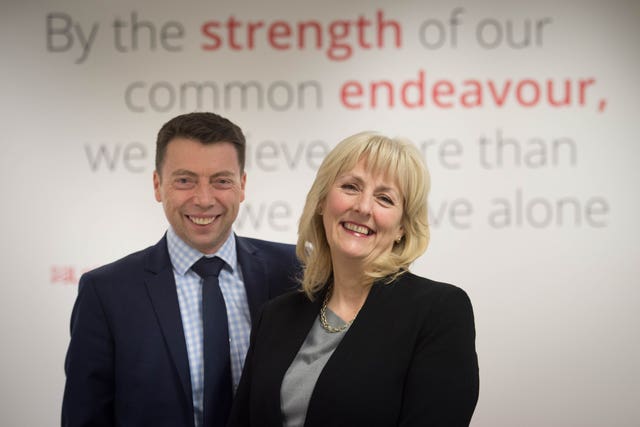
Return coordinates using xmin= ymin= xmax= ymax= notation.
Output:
xmin=235 ymin=236 xmax=268 ymax=321
xmin=143 ymin=236 xmax=193 ymax=411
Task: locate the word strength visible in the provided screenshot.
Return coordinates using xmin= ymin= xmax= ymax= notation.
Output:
xmin=201 ymin=10 xmax=400 ymax=60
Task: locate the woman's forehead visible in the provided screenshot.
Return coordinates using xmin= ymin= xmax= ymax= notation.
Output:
xmin=337 ymin=159 xmax=403 ymax=192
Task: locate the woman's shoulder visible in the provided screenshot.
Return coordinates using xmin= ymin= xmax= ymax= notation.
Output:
xmin=396 ymin=271 xmax=466 ymax=294
xmin=379 ymin=272 xmax=476 ymax=338
xmin=388 ymin=271 xmax=473 ymax=312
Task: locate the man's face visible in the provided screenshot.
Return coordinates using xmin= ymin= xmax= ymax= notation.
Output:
xmin=153 ymin=138 xmax=246 ymax=254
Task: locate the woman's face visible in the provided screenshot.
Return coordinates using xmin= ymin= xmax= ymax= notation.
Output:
xmin=321 ymin=159 xmax=404 ymax=266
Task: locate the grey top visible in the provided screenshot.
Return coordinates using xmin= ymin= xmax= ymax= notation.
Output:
xmin=280 ymin=308 xmax=350 ymax=427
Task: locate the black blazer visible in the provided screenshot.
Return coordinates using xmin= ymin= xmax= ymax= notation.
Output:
xmin=228 ymin=272 xmax=479 ymax=427
xmin=62 ymin=234 xmax=300 ymax=427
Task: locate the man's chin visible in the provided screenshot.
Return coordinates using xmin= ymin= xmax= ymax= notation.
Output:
xmin=188 ymin=230 xmax=233 ymax=255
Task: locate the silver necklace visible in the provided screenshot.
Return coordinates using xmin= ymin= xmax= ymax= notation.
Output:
xmin=319 ymin=289 xmax=357 ymax=333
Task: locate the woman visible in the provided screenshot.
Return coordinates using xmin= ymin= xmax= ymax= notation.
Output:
xmin=228 ymin=132 xmax=479 ymax=426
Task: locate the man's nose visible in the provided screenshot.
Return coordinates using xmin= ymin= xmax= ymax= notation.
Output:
xmin=193 ymin=182 xmax=215 ymax=207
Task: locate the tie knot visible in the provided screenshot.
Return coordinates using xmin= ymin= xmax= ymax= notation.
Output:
xmin=191 ymin=256 xmax=225 ymax=279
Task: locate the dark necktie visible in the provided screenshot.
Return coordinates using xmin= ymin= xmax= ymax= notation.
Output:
xmin=191 ymin=256 xmax=232 ymax=427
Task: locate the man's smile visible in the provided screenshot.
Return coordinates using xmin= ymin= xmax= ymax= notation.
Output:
xmin=187 ymin=215 xmax=217 ymax=225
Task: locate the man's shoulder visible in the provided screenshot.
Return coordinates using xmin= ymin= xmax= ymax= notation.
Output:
xmin=236 ymin=236 xmax=301 ymax=292
xmin=237 ymin=235 xmax=295 ymax=251
xmin=82 ymin=239 xmax=165 ymax=283
xmin=236 ymin=236 xmax=296 ymax=259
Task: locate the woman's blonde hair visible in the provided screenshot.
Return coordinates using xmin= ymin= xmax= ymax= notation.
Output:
xmin=296 ymin=131 xmax=430 ymax=299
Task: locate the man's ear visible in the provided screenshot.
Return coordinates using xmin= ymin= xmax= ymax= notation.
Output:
xmin=239 ymin=172 xmax=246 ymax=202
xmin=153 ymin=171 xmax=162 ymax=202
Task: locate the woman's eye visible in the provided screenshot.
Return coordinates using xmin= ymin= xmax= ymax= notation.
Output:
xmin=341 ymin=183 xmax=358 ymax=191
xmin=379 ymin=195 xmax=394 ymax=205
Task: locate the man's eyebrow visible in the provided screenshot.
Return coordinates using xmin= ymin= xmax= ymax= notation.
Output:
xmin=171 ymin=169 xmax=198 ymax=177
xmin=170 ymin=169 xmax=238 ymax=178
xmin=211 ymin=170 xmax=237 ymax=177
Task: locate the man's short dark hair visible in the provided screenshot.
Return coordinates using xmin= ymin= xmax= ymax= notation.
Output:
xmin=155 ymin=112 xmax=246 ymax=174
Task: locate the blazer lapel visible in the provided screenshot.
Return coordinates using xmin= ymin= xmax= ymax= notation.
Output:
xmin=280 ymin=292 xmax=324 ymax=368
xmin=235 ymin=236 xmax=268 ymax=321
xmin=305 ymin=282 xmax=385 ymax=424
xmin=270 ymin=292 xmax=324 ymax=425
xmin=143 ymin=237 xmax=193 ymax=409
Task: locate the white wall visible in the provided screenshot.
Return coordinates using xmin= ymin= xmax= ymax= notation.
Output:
xmin=1 ymin=0 xmax=639 ymax=425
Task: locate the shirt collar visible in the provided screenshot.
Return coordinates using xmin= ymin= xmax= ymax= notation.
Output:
xmin=166 ymin=227 xmax=238 ymax=276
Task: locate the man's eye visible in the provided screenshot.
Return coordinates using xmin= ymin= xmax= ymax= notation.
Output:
xmin=214 ymin=178 xmax=233 ymax=188
xmin=174 ymin=177 xmax=195 ymax=188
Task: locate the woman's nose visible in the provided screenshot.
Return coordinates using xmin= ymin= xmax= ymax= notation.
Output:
xmin=354 ymin=194 xmax=372 ymax=215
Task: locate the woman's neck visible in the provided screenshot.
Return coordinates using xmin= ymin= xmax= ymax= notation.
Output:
xmin=328 ymin=260 xmax=372 ymax=322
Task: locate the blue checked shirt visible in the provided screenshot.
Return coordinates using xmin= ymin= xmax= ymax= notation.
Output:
xmin=166 ymin=227 xmax=252 ymax=427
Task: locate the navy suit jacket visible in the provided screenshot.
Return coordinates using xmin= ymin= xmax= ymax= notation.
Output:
xmin=62 ymin=234 xmax=300 ymax=427
xmin=229 ymin=272 xmax=479 ymax=427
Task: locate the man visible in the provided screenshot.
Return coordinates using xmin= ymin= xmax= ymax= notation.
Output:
xmin=62 ymin=112 xmax=300 ymax=427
